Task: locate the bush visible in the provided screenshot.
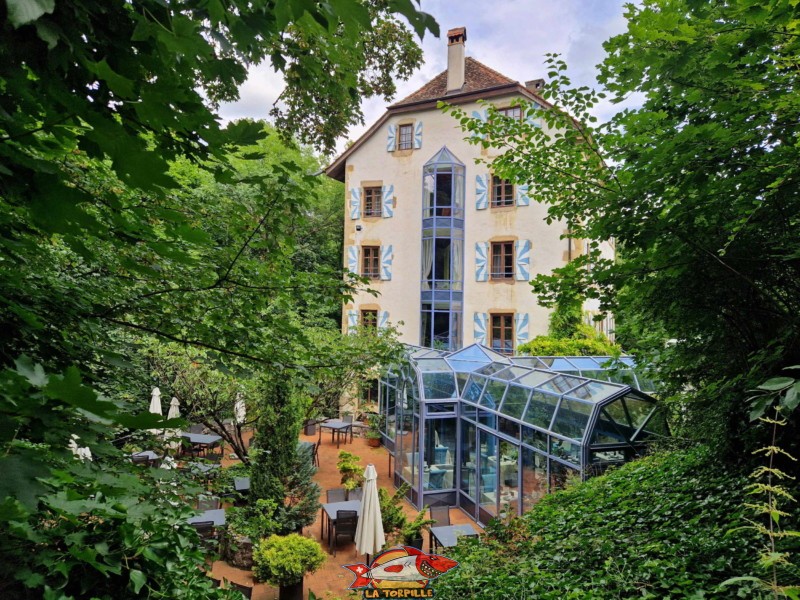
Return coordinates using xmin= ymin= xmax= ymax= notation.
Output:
xmin=252 ymin=534 xmax=326 ymax=586
xmin=337 ymin=451 xmax=364 ymax=491
xmin=517 ymin=324 xmax=620 ymax=356
xmin=432 ymin=447 xmax=784 ymax=599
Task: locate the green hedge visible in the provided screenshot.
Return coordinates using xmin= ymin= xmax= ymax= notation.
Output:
xmin=432 ymin=448 xmax=793 ymax=599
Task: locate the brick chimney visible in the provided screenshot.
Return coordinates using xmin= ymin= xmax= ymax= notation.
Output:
xmin=525 ymin=78 xmax=546 ymax=93
xmin=446 ymin=27 xmax=467 ymax=93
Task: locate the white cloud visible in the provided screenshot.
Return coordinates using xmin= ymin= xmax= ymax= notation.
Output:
xmin=217 ymin=1 xmax=635 ymax=151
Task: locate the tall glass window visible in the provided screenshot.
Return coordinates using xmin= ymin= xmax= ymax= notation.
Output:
xmin=420 ymin=147 xmax=465 ymax=351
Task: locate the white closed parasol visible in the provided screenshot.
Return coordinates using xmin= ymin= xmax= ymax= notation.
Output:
xmin=354 ymin=464 xmax=385 ymax=563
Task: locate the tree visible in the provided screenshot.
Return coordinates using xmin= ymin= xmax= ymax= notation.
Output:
xmin=444 ymin=0 xmax=800 ymax=450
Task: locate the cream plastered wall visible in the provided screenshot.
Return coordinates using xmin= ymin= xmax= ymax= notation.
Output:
xmin=342 ymin=92 xmax=610 ymax=347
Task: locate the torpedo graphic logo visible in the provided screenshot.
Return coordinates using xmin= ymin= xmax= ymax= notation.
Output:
xmin=343 ymin=546 xmax=459 ymax=598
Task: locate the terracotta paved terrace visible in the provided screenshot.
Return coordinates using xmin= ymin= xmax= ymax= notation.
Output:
xmin=208 ymin=427 xmax=481 ymax=599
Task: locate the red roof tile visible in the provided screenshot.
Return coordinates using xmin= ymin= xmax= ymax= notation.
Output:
xmin=392 ymin=57 xmax=516 ymax=107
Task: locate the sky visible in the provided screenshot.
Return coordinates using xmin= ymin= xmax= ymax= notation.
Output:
xmin=218 ymin=0 xmax=633 ymax=154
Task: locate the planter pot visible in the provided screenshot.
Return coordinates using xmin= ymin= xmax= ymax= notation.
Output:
xmin=303 ymin=420 xmax=316 ymax=436
xmin=221 ymin=532 xmax=253 ymax=570
xmin=366 ymin=436 xmax=381 ymax=448
xmin=279 ymin=581 xmax=303 ymax=600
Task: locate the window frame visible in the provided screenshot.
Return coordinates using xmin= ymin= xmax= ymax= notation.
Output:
xmin=497 ymin=106 xmax=523 ymax=121
xmin=490 ymin=313 xmax=515 ymax=355
xmin=490 ymin=241 xmax=515 ymax=280
xmin=362 ymin=246 xmax=381 ymax=279
xmin=491 ymin=175 xmax=515 ymax=207
xmin=363 ymin=186 xmax=382 ymax=218
xmin=397 ymin=123 xmax=414 ymax=150
xmin=361 ymin=309 xmax=378 ymax=329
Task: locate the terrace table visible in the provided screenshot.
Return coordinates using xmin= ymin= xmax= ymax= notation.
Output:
xmin=179 ymin=431 xmax=222 ymax=458
xmin=320 ymin=500 xmax=361 ymax=550
xmin=429 ymin=524 xmax=478 ymax=552
xmin=130 ymin=450 xmax=160 ymax=461
xmin=187 ymin=508 xmax=225 ymax=527
xmin=234 ymin=477 xmax=250 ymax=493
xmin=319 ymin=419 xmax=366 ymax=448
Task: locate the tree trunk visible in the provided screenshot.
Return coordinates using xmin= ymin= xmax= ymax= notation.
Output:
xmin=279 ymin=581 xmax=303 ymax=600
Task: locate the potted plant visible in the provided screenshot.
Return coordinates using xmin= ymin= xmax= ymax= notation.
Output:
xmin=365 ymin=413 xmax=383 ymax=448
xmin=252 ymin=533 xmax=326 ymax=600
xmin=337 ymin=451 xmax=364 ymax=494
xmin=400 ymin=508 xmax=435 ymax=550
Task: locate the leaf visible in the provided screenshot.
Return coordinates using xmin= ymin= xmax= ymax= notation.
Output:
xmin=129 ymin=569 xmax=146 ymax=594
xmin=782 ymin=382 xmax=800 ymax=412
xmin=14 ymin=356 xmax=48 ymax=387
xmin=6 ymin=0 xmax=55 ymax=28
xmin=756 ymin=377 xmax=795 ymax=391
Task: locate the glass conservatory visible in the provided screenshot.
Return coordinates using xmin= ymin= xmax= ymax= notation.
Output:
xmin=378 ymin=344 xmax=668 ymax=525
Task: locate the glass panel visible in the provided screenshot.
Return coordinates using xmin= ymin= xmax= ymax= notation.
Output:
xmin=498 ymin=440 xmax=519 ymax=511
xmin=396 ymin=402 xmax=414 ymax=485
xmin=537 ymin=357 xmax=577 ymax=370
xmin=460 ymin=420 xmax=477 ymax=499
xmin=385 ymin=385 xmax=397 ymax=439
xmin=577 ymin=369 xmax=611 ymax=382
xmin=624 ymin=395 xmax=656 ymax=431
xmin=591 ymin=407 xmax=630 ymax=444
xmin=516 ymin=370 xmax=557 ymax=388
xmin=521 ymin=448 xmax=547 ymax=511
xmin=549 ymin=460 xmax=578 ymax=492
xmin=446 ymin=359 xmax=488 ymax=373
xmin=455 ymin=372 xmax=469 ymax=395
xmin=567 ymin=381 xmax=622 ymax=403
xmin=498 ymin=416 xmax=520 ymax=439
xmin=422 ymin=372 xmax=457 ymax=399
xmin=416 ymin=358 xmax=451 ymax=372
xmin=491 ymin=366 xmax=529 ymax=381
xmin=476 ymin=363 xmax=509 ymax=376
xmin=479 ymin=430 xmax=498 ymax=517
xmin=521 ymin=426 xmax=547 ymax=450
xmin=480 ymin=379 xmax=507 ymax=409
xmin=549 ymin=436 xmax=581 ymax=465
xmin=426 ymin=402 xmax=456 ymax=414
xmin=478 ymin=409 xmax=497 ymax=429
xmin=635 ymin=407 xmax=670 ymax=440
xmin=461 ymin=401 xmax=477 ymax=420
xmin=463 ymin=375 xmax=486 ymax=403
xmin=607 ymin=369 xmax=638 ymax=387
xmin=424 ymin=418 xmax=456 ymax=490
xmin=551 ymin=398 xmax=594 ymax=441
xmin=449 ymin=345 xmax=491 ymax=362
xmin=566 ymin=357 xmax=602 ymax=370
xmin=500 ymin=385 xmax=529 ymax=419
xmin=523 ymin=391 xmax=560 ymax=430
xmin=538 ymin=375 xmax=584 ymax=395
xmin=510 ymin=356 xmax=547 ymax=369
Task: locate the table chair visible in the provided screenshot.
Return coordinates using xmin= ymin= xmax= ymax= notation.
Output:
xmin=333 ymin=510 xmax=358 ymax=556
xmin=429 ymin=505 xmax=451 ymax=552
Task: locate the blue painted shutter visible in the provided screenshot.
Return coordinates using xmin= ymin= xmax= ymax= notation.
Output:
xmin=414 ymin=121 xmax=423 ymax=149
xmin=470 ymin=109 xmax=489 ymax=139
xmin=378 ymin=311 xmax=389 ymax=329
xmin=515 ymin=313 xmax=529 ymax=346
xmin=515 ymin=240 xmax=531 ymax=281
xmin=516 ymin=183 xmax=530 ymax=207
xmin=347 ymin=310 xmax=358 ymax=333
xmin=387 ymin=125 xmax=396 ymax=152
xmin=475 ymin=174 xmax=489 ymax=210
xmin=525 ymin=105 xmax=543 ymax=129
xmin=382 ymin=184 xmax=394 ymax=218
xmin=349 ymin=187 xmax=361 ymax=219
xmin=380 ymin=245 xmax=393 ymax=281
xmin=347 ymin=245 xmax=359 ymax=274
xmin=473 ymin=312 xmax=488 ymax=345
xmin=475 ymin=242 xmax=489 ymax=282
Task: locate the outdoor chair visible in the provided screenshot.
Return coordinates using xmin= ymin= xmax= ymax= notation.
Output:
xmin=190 ymin=521 xmax=215 ymax=539
xmin=312 ymin=439 xmax=321 ymax=467
xmin=196 ymin=495 xmax=221 ymax=510
xmin=430 ymin=505 xmax=450 ymax=526
xmin=348 ymin=488 xmax=362 ymax=502
xmin=229 ymin=581 xmax=253 ymax=599
xmin=333 ymin=510 xmax=358 ymax=556
xmin=327 ymin=488 xmax=347 ymax=503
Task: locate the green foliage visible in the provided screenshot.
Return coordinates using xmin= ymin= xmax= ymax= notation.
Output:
xmin=378 ymin=484 xmax=411 ymax=536
xmin=252 ymin=534 xmax=326 ymax=586
xmin=433 ymin=448 xmax=784 ymax=599
xmin=400 ymin=508 xmax=435 ymax=545
xmin=518 ymin=324 xmax=620 ymax=357
xmin=226 ymin=499 xmax=280 ymax=542
xmin=444 ymin=0 xmax=800 ymax=448
xmin=250 ymin=375 xmax=320 ymax=534
xmin=337 ymin=451 xmax=365 ymax=491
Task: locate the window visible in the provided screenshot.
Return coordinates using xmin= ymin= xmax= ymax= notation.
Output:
xmin=491 ymin=241 xmax=514 ymax=279
xmin=361 ymin=309 xmax=378 ymax=329
xmin=398 ymin=124 xmax=413 ymax=150
xmin=497 ymin=106 xmax=522 ymax=120
xmin=364 ymin=186 xmax=382 ymax=217
xmin=491 ymin=175 xmax=514 ymax=207
xmin=362 ymin=246 xmax=380 ymax=279
xmin=490 ymin=313 xmax=514 ymax=354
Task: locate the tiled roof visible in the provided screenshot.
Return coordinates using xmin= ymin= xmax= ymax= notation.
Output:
xmin=392 ymin=57 xmax=516 ymax=107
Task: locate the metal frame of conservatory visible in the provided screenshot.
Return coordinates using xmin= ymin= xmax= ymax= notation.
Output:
xmin=378 ymin=344 xmax=668 ymax=525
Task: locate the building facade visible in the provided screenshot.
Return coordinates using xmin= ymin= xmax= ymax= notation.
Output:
xmin=327 ymin=27 xmax=613 ymax=353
